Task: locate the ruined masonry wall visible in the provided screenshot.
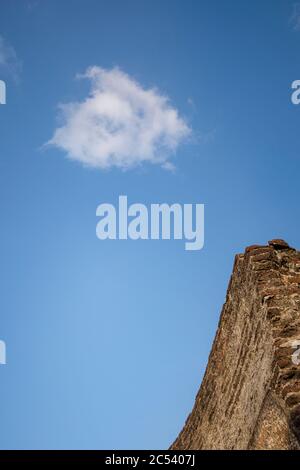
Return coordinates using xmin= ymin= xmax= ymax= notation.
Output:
xmin=171 ymin=240 xmax=300 ymax=450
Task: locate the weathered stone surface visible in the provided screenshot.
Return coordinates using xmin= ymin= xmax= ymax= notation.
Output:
xmin=268 ymin=239 xmax=291 ymax=250
xmin=171 ymin=240 xmax=300 ymax=450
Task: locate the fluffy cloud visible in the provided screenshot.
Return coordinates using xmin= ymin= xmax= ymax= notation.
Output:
xmin=290 ymin=3 xmax=300 ymax=31
xmin=47 ymin=67 xmax=191 ymax=170
xmin=0 ymin=36 xmax=21 ymax=81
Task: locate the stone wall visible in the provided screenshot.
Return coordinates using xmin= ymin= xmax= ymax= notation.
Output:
xmin=171 ymin=240 xmax=300 ymax=450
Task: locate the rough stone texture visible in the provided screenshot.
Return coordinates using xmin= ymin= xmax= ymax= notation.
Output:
xmin=171 ymin=240 xmax=300 ymax=450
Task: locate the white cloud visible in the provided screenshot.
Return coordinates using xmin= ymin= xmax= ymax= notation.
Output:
xmin=0 ymin=36 xmax=21 ymax=81
xmin=290 ymin=3 xmax=300 ymax=30
xmin=47 ymin=66 xmax=191 ymax=170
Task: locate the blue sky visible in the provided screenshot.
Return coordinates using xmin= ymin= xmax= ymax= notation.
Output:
xmin=0 ymin=0 xmax=300 ymax=449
